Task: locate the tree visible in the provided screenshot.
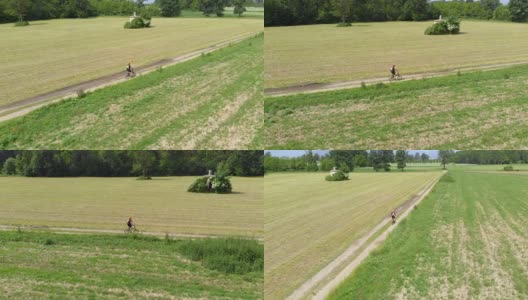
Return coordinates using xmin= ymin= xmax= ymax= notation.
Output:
xmin=439 ymin=150 xmax=454 ymax=170
xmin=509 ymin=0 xmax=528 ymax=22
xmin=233 ymin=0 xmax=246 ymax=16
xmin=3 ymin=157 xmax=17 ymax=175
xmin=402 ymin=0 xmax=429 ymax=20
xmin=332 ymin=0 xmax=353 ymax=23
xmin=132 ymin=151 xmax=157 ymax=178
xmin=159 ymin=0 xmax=181 ymax=17
xmin=395 ymin=150 xmax=407 ymax=171
xmin=421 ymin=153 xmax=429 ymax=162
xmin=7 ymin=0 xmax=31 ymax=22
xmin=199 ymin=0 xmax=228 ymax=16
xmin=480 ymin=0 xmax=500 ymax=16
xmin=136 ymin=0 xmax=145 ymax=9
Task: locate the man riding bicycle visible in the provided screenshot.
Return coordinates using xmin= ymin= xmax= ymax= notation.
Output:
xmin=390 ymin=65 xmax=397 ymax=79
xmin=391 ymin=210 xmax=396 ymax=224
xmin=126 ymin=63 xmax=135 ymax=78
xmin=127 ymin=217 xmax=134 ymax=231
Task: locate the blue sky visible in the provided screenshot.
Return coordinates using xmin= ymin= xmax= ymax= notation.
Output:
xmin=265 ymin=150 xmax=440 ymax=159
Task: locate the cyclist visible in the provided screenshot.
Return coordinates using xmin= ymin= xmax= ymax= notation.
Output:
xmin=391 ymin=210 xmax=396 ymax=224
xmin=127 ymin=217 xmax=134 ymax=231
xmin=126 ymin=63 xmax=135 ymax=78
xmin=390 ymin=65 xmax=397 ymax=79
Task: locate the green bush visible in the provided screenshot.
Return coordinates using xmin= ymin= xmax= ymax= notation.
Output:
xmin=178 ymin=238 xmax=263 ymax=274
xmin=504 ymin=165 xmax=515 ymax=171
xmin=187 ymin=176 xmax=232 ymax=193
xmin=124 ymin=17 xmax=151 ymax=29
xmin=425 ymin=17 xmax=460 ymax=35
xmin=325 ymin=170 xmax=349 ymax=181
xmin=14 ymin=21 xmax=29 ymax=27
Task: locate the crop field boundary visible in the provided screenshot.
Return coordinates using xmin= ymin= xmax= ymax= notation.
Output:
xmin=265 ymin=61 xmax=528 ymax=97
xmin=0 ymin=225 xmax=264 ymax=242
xmin=0 ymin=31 xmax=262 ymax=122
xmin=285 ymin=171 xmax=446 ymax=300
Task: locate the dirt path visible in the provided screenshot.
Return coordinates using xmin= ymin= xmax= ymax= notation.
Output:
xmin=264 ymin=61 xmax=528 ymax=97
xmin=0 ymin=224 xmax=264 ymax=241
xmin=285 ymin=171 xmax=446 ymax=300
xmin=0 ymin=32 xmax=261 ymax=122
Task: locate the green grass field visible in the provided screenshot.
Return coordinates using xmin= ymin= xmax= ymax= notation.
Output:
xmin=0 ymin=34 xmax=263 ymax=149
xmin=0 ymin=231 xmax=263 ymax=299
xmin=0 ymin=176 xmax=263 ymax=237
xmin=329 ymin=166 xmax=528 ymax=299
xmin=264 ymin=171 xmax=443 ymax=299
xmin=265 ymin=64 xmax=528 ymax=149
xmin=0 ymin=16 xmax=262 ymax=106
xmin=265 ymin=20 xmax=528 ymax=88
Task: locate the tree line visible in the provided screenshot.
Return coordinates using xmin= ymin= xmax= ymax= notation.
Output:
xmin=0 ymin=151 xmax=263 ymax=177
xmin=451 ymin=150 xmax=528 ymax=165
xmin=264 ymin=150 xmax=439 ymax=173
xmin=0 ymin=0 xmax=253 ymax=23
xmin=265 ymin=0 xmax=521 ymax=26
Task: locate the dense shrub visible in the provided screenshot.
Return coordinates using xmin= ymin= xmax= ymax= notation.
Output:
xmin=425 ymin=16 xmax=460 ymax=35
xmin=178 ymin=238 xmax=263 ymax=274
xmin=187 ymin=176 xmax=232 ymax=193
xmin=124 ymin=17 xmax=150 ymax=29
xmin=14 ymin=21 xmax=29 ymax=26
xmin=504 ymin=165 xmax=515 ymax=171
xmin=325 ymin=170 xmax=349 ymax=181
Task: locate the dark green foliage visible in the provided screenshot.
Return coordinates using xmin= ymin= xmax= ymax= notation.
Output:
xmin=198 ymin=0 xmax=229 ymax=16
xmin=233 ymin=0 xmax=246 ymax=16
xmin=395 ymin=150 xmax=407 ymax=171
xmin=178 ymin=238 xmax=263 ymax=275
xmin=188 ymin=176 xmax=209 ymax=192
xmin=504 ymin=165 xmax=515 ymax=171
xmin=2 ymin=157 xmax=17 ymax=175
xmin=14 ymin=20 xmax=28 ymax=26
xmin=439 ymin=150 xmax=454 ymax=169
xmin=425 ymin=17 xmax=460 ymax=35
xmin=0 ymin=151 xmax=264 ymax=177
xmin=60 ymin=0 xmax=96 ymax=18
xmin=336 ymin=22 xmax=351 ymax=26
xmin=402 ymin=0 xmax=429 ymax=21
xmin=325 ymin=170 xmax=349 ymax=181
xmin=187 ymin=175 xmax=233 ymax=193
xmin=431 ymin=2 xmax=495 ymax=20
xmin=44 ymin=238 xmax=56 ymax=245
xmin=159 ymin=0 xmax=180 ymax=17
xmin=124 ymin=16 xmax=150 ymax=29
xmin=494 ymin=5 xmax=511 ymax=20
xmin=509 ymin=0 xmax=528 ymax=22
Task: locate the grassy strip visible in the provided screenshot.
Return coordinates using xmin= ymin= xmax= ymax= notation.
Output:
xmin=0 ymin=34 xmax=263 ymax=149
xmin=265 ymin=63 xmax=528 ymax=149
xmin=0 ymin=230 xmax=263 ymax=299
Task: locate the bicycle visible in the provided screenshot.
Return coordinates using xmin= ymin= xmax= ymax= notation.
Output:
xmin=389 ymin=72 xmax=403 ymax=81
xmin=125 ymin=71 xmax=136 ymax=79
xmin=124 ymin=226 xmax=140 ymax=234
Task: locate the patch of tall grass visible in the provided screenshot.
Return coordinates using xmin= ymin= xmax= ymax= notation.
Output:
xmin=178 ymin=238 xmax=263 ymax=274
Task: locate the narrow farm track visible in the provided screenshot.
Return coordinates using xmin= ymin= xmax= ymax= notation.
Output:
xmin=0 ymin=32 xmax=260 ymax=122
xmin=285 ymin=172 xmax=445 ymax=300
xmin=0 ymin=225 xmax=265 ymax=242
xmin=265 ymin=61 xmax=528 ymax=97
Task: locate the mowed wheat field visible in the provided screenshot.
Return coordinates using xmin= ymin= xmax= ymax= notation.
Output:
xmin=265 ymin=21 xmax=528 ymax=88
xmin=0 ymin=176 xmax=263 ymax=237
xmin=264 ymin=171 xmax=443 ymax=299
xmin=330 ymin=166 xmax=528 ymax=299
xmin=0 ymin=35 xmax=263 ymax=149
xmin=0 ymin=17 xmax=262 ymax=106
